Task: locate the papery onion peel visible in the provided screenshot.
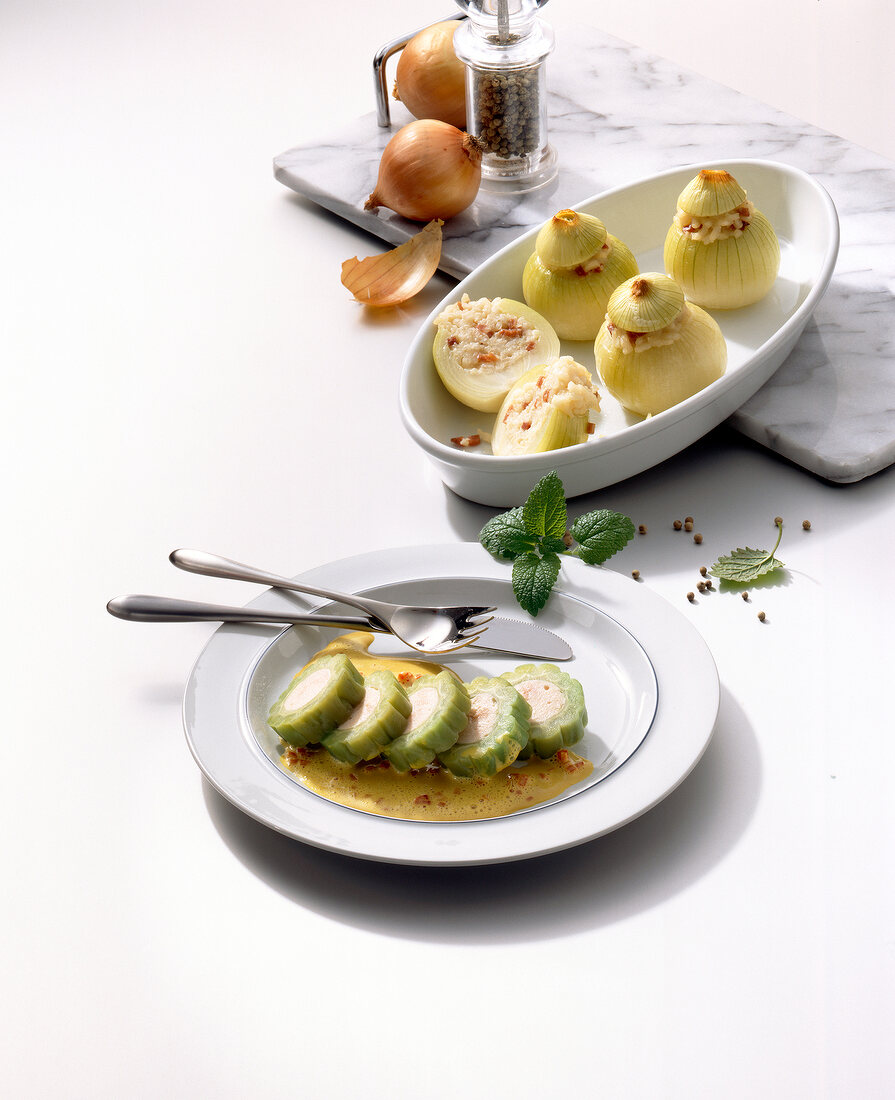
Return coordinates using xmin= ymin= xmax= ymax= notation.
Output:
xmin=341 ymin=220 xmax=443 ymax=307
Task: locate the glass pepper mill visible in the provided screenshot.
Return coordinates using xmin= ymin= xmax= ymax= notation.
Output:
xmin=453 ymin=0 xmax=557 ymax=192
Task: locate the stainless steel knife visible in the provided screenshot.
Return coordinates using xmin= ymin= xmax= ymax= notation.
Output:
xmin=106 ymin=595 xmax=573 ymax=660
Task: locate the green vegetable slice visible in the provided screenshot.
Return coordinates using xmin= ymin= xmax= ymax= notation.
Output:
xmin=501 ymin=664 xmax=587 ymax=759
xmin=321 ymin=669 xmax=412 ymax=764
xmin=384 ymin=672 xmax=471 ymax=772
xmin=438 ymin=676 xmax=530 ymax=778
xmin=268 ymin=654 xmax=365 ymax=747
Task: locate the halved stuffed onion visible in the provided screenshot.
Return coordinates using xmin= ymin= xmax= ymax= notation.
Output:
xmin=491 ymin=356 xmax=600 ymax=457
xmin=432 ymin=294 xmax=560 ymax=412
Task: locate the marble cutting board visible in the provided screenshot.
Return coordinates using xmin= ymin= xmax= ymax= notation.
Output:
xmin=274 ymin=25 xmax=895 ymax=484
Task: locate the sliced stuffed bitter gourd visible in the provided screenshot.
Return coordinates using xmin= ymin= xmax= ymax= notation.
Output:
xmin=438 ymin=676 xmax=531 ymax=778
xmin=384 ymin=671 xmax=471 ymax=772
xmin=501 ymin=664 xmax=587 ymax=759
xmin=321 ymin=669 xmax=412 ymax=764
xmin=268 ymin=654 xmax=365 ymax=747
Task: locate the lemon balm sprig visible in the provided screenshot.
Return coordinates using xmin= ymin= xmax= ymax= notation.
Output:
xmin=479 ymin=472 xmax=635 ymax=615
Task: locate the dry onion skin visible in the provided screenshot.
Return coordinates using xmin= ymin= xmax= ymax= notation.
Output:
xmin=393 ymin=21 xmax=466 ymax=130
xmin=365 ymin=120 xmax=482 ymax=222
xmin=341 ymin=220 xmax=443 ymax=307
xmin=663 ymin=169 xmax=780 ymax=309
xmin=432 ymin=294 xmax=561 ymax=412
xmin=522 ymin=209 xmax=639 ymax=341
xmin=594 ymin=273 xmax=727 ymax=416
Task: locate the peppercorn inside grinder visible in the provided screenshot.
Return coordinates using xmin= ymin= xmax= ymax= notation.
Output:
xmin=453 ymin=0 xmax=557 ymax=192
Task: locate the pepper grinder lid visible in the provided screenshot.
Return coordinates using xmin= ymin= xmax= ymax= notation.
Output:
xmin=454 ymin=0 xmax=554 ymax=66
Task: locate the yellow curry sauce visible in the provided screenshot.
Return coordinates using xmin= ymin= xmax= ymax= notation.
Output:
xmin=277 ymin=632 xmax=593 ymax=822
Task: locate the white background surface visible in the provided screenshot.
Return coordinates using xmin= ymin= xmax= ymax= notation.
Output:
xmin=2 ymin=1 xmax=894 ymax=1097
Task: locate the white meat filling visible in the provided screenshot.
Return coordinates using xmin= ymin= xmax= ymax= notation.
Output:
xmin=284 ymin=667 xmax=331 ymax=713
xmin=456 ymin=691 xmax=500 ymax=744
xmin=500 ymin=356 xmax=600 ymax=439
xmin=337 ymin=687 xmax=381 ymax=730
xmin=603 ymin=305 xmax=691 ymax=355
xmin=516 ymin=679 xmax=566 ymax=723
xmin=406 ymin=685 xmax=439 ymax=732
xmin=551 ymin=240 xmax=612 ymax=274
xmin=435 ymin=293 xmax=540 ymax=374
xmin=673 ymin=199 xmax=755 ymax=243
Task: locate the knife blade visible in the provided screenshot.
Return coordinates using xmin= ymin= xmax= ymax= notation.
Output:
xmin=460 ymin=615 xmax=573 ymax=661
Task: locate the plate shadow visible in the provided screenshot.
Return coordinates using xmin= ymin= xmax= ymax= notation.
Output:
xmin=204 ymin=685 xmax=760 ymax=943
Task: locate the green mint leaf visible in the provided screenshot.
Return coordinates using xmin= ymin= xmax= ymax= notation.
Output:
xmin=479 ymin=507 xmax=539 ymax=560
xmin=538 ymin=535 xmax=569 ymax=555
xmin=709 ymin=548 xmax=785 ymax=583
xmin=512 ymin=551 xmax=561 ymax=616
xmin=570 ymin=509 xmax=635 ymax=564
xmin=710 ymin=519 xmax=785 ymax=583
xmin=522 ymin=472 xmax=567 ymax=539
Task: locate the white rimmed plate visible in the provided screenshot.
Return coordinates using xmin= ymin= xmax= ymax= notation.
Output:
xmin=183 ymin=544 xmax=719 ymax=866
xmin=400 ymin=159 xmax=840 ymax=506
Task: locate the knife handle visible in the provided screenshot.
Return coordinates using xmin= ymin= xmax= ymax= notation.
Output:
xmin=106 ymin=594 xmax=378 ymax=630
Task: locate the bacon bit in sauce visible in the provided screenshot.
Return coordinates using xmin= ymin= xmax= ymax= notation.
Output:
xmin=501 ymin=326 xmax=524 ymax=339
xmin=397 ymin=671 xmax=420 ymax=684
xmin=521 ymin=420 xmax=531 ymax=432
xmin=478 ymin=352 xmax=499 ymax=364
xmin=446 ymin=335 xmax=459 ymax=347
xmin=414 ymin=794 xmax=431 ymax=806
xmin=526 ymin=340 xmax=536 ymax=351
xmin=536 ymin=375 xmax=544 ymax=388
xmin=450 ymin=434 xmax=481 ymax=448
xmin=586 ymin=422 xmax=596 ymax=434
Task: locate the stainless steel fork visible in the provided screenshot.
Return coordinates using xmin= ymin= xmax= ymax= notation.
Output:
xmin=167 ymin=549 xmax=496 ymax=654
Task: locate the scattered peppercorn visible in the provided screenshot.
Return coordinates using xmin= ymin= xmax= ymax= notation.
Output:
xmin=638 ymin=524 xmax=647 ymax=535
xmin=631 ymin=569 xmax=640 ymax=580
xmin=699 ymin=566 xmax=707 ymax=577
xmin=697 ymin=581 xmax=706 ymax=593
xmin=802 ymin=520 xmax=811 ymax=530
xmin=705 ymin=579 xmax=713 ymax=589
xmin=684 ymin=520 xmax=693 ymax=532
xmin=673 ymin=520 xmax=682 ymax=530
xmin=562 ymin=531 xmax=574 ymax=549
xmin=687 ymin=591 xmax=695 ymax=602
xmin=694 ymin=533 xmax=703 ymax=544
xmin=684 ymin=516 xmax=694 ymax=524
xmin=757 ymin=611 xmax=766 ymax=622
xmin=742 ymin=592 xmax=749 ymax=601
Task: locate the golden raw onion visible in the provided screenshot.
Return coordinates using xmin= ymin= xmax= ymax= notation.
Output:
xmin=394 ymin=21 xmax=467 ymax=130
xmin=365 ymin=120 xmax=482 ymax=222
